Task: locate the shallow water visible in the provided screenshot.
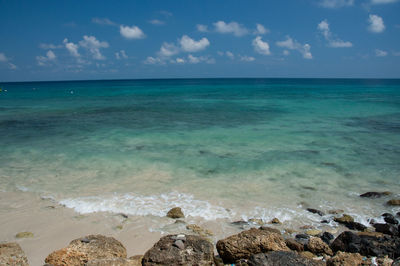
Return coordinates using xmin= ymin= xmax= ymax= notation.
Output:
xmin=0 ymin=78 xmax=399 ymax=229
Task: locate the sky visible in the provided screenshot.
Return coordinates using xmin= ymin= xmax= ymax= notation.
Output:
xmin=0 ymin=0 xmax=399 ymax=82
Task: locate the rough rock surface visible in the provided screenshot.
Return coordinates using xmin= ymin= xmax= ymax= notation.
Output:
xmin=216 ymin=228 xmax=289 ymax=263
xmin=142 ymin=234 xmax=214 ymax=266
xmin=285 ymin=239 xmax=304 ymax=252
xmin=86 ymin=257 xmax=141 ymax=266
xmin=334 ymin=214 xmax=354 ymax=224
xmin=45 ymin=235 xmax=127 ymax=265
xmin=320 ymin=232 xmax=334 ymax=244
xmin=247 ymin=251 xmax=324 ymax=266
xmin=307 ymin=237 xmax=333 ymax=255
xmin=166 ymin=207 xmax=185 ymax=218
xmin=342 ymin=221 xmax=367 ymax=231
xmin=373 ymin=223 xmax=399 ymax=236
xmin=330 ymin=231 xmax=400 ymax=259
xmin=186 ymin=224 xmax=213 ymax=237
xmin=0 ymin=242 xmax=29 ymax=266
xmin=326 ymin=251 xmax=365 ymax=266
xmin=387 ymin=199 xmax=400 ymax=206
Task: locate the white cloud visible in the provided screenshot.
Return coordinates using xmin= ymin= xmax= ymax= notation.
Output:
xmin=175 ymin=58 xmax=185 ymax=64
xmin=368 ymin=14 xmax=385 ymax=33
xmin=149 ymin=19 xmax=165 ymax=25
xmin=144 ymin=56 xmax=165 ymax=65
xmin=254 ymin=24 xmax=269 ymax=35
xmin=252 ymin=36 xmax=271 ymax=55
xmin=187 ymin=54 xmax=215 ymax=64
xmin=120 ymin=25 xmax=145 ymax=39
xmin=283 ymin=50 xmax=290 ymax=56
xmin=197 ymin=24 xmax=208 ymax=32
xmin=158 ymin=42 xmax=179 ymax=57
xmin=92 ymin=18 xmax=116 ymax=26
xmin=0 ymin=53 xmax=17 ymax=69
xmin=240 ymin=55 xmax=255 ymax=62
xmin=276 ymin=36 xmax=312 ymax=59
xmin=318 ymin=20 xmax=353 ymax=48
xmin=36 ymin=50 xmax=56 ymax=66
xmin=63 ymin=39 xmax=80 ymax=57
xmin=214 ymin=21 xmax=248 ymax=37
xmin=226 ymin=51 xmax=235 ymax=59
xmin=0 ymin=53 xmax=7 ymax=62
xmin=79 ymin=35 xmax=109 ymax=60
xmin=179 ymin=35 xmax=210 ymax=52
xmin=375 ymin=49 xmax=388 ymax=57
xmin=39 ymin=43 xmax=63 ymax=49
xmin=370 ymin=0 xmax=398 ymax=4
xmin=8 ymin=63 xmax=17 ymax=70
xmin=115 ymin=50 xmax=128 ymax=59
xmin=319 ymin=0 xmax=354 ymax=8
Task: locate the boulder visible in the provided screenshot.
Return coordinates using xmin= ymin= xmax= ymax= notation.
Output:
xmin=86 ymin=257 xmax=141 ymax=266
xmin=334 ymin=214 xmax=354 ymax=224
xmin=142 ymin=234 xmax=214 ymax=266
xmin=285 ymin=239 xmax=304 ymax=252
xmin=166 ymin=207 xmax=184 ymax=219
xmin=0 ymin=243 xmax=29 ymax=266
xmin=387 ymin=199 xmax=400 ymax=206
xmin=359 ymin=192 xmax=391 ymax=198
xmin=382 ymin=213 xmax=398 ymax=225
xmin=330 ymin=231 xmax=400 ymax=259
xmin=320 ymin=232 xmax=334 ymax=245
xmin=216 ymin=228 xmax=289 ymax=263
xmin=373 ymin=223 xmax=399 ymax=236
xmin=259 ymin=227 xmax=281 ymax=235
xmin=247 ymin=251 xmax=324 ymax=266
xmin=269 ymin=218 xmax=282 ymax=224
xmin=342 ymin=221 xmax=367 ymax=232
xmin=307 ymin=208 xmax=325 ymax=216
xmin=45 ymin=235 xmax=127 ymax=265
xmin=326 ymin=251 xmax=364 ymax=266
xmin=306 ymin=237 xmax=333 ymax=256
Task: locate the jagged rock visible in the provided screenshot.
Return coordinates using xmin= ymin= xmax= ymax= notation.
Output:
xmin=142 ymin=234 xmax=213 ymax=265
xmin=166 ymin=207 xmax=184 ymax=219
xmin=387 ymin=199 xmax=400 ymax=206
xmin=213 ymin=256 xmax=224 ymax=266
xmin=373 ymin=223 xmax=399 ymax=236
xmin=307 ymin=208 xmax=325 ymax=216
xmin=269 ymin=218 xmax=282 ymax=224
xmin=320 ymin=232 xmax=334 ymax=245
xmin=326 ymin=251 xmax=365 ymax=266
xmin=334 ymin=214 xmax=354 ymax=224
xmin=330 ymin=231 xmax=400 ymax=259
xmin=15 ymin=232 xmax=34 ymax=238
xmin=360 ymin=192 xmax=391 ymax=198
xmin=382 ymin=213 xmax=398 ymax=225
xmin=216 ymin=228 xmax=289 ymax=263
xmin=307 ymin=237 xmax=333 ymax=256
xmin=0 ymin=243 xmax=29 ymax=266
xmin=45 ymin=235 xmax=127 ymax=265
xmin=247 ymin=251 xmax=324 ymax=266
xmin=285 ymin=239 xmax=304 ymax=252
xmin=186 ymin=224 xmax=213 ymax=237
xmin=86 ymin=257 xmax=141 ymax=266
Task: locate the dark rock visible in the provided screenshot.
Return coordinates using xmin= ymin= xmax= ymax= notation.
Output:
xmin=397 ymin=212 xmax=400 ymax=217
xmin=142 ymin=234 xmax=214 ymax=266
xmin=382 ymin=213 xmax=398 ymax=225
xmin=330 ymin=231 xmax=400 ymax=259
xmin=166 ymin=207 xmax=184 ymax=219
xmin=269 ymin=218 xmax=282 ymax=224
xmin=0 ymin=243 xmax=29 ymax=266
xmin=320 ymin=232 xmax=334 ymax=244
xmin=295 ymin=234 xmax=310 ymax=245
xmin=387 ymin=199 xmax=400 ymax=206
xmin=247 ymin=251 xmax=324 ymax=266
xmin=307 ymin=208 xmax=325 ymax=216
xmin=216 ymin=228 xmax=289 ymax=263
xmin=213 ymin=256 xmax=224 ymax=266
xmin=306 ymin=237 xmax=333 ymax=256
xmin=259 ymin=226 xmax=281 ymax=235
xmin=285 ymin=239 xmax=304 ymax=252
xmin=342 ymin=221 xmax=367 ymax=231
xmin=360 ymin=191 xmax=391 ymax=198
xmin=373 ymin=223 xmax=399 ymax=236
xmin=321 ymin=220 xmax=329 ymax=224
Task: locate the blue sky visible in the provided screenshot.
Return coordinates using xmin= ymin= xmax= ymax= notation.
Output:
xmin=0 ymin=0 xmax=399 ymax=81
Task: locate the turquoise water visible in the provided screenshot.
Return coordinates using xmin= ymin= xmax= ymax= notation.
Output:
xmin=0 ymin=78 xmax=400 ymax=224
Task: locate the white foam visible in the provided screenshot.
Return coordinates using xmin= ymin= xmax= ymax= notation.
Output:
xmin=59 ymin=192 xmax=232 ymax=220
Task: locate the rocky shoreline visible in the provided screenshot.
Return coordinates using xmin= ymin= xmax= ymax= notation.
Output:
xmin=1 ymin=192 xmax=399 ymax=265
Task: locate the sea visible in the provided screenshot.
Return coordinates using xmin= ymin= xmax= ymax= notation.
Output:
xmin=1 ymin=78 xmax=399 ymax=230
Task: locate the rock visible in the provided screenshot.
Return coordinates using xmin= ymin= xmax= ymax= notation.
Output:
xmin=307 ymin=237 xmax=333 ymax=255
xmin=299 ymin=251 xmax=316 ymax=259
xmin=320 ymin=232 xmax=335 ymax=245
xmin=330 ymin=231 xmax=400 ymax=259
xmin=0 ymin=243 xmax=29 ymax=266
xmin=269 ymin=218 xmax=282 ymax=224
xmin=186 ymin=224 xmax=213 ymax=237
xmin=328 ymin=209 xmax=344 ymax=215
xmin=247 ymin=251 xmax=324 ymax=266
xmin=231 ymin=220 xmax=249 ymax=226
xmin=142 ymin=234 xmax=214 ymax=266
xmin=300 ymin=225 xmax=314 ymax=230
xmin=342 ymin=221 xmax=367 ymax=231
xmin=373 ymin=223 xmax=399 ymax=236
xmin=307 ymin=208 xmax=325 ymax=216
xmin=334 ymin=214 xmax=354 ymax=224
xmin=166 ymin=207 xmax=184 ymax=219
xmin=397 ymin=212 xmax=400 ymax=217
xmin=216 ymin=228 xmax=289 ymax=263
xmin=86 ymin=258 xmax=141 ymax=266
xmin=173 ymin=240 xmax=185 ymax=250
xmin=326 ymin=251 xmax=364 ymax=266
xmin=360 ymin=191 xmax=391 ymax=198
xmin=285 ymin=239 xmax=304 ymax=252
xmin=306 ymin=229 xmax=322 ymax=236
xmin=295 ymin=234 xmax=310 ymax=245
xmin=249 ymin=218 xmax=264 ymax=225
xmin=213 ymin=256 xmax=224 ymax=266
xmin=15 ymin=232 xmax=34 ymax=238
xmin=393 ymin=257 xmax=400 ymax=266
xmin=284 ymin=228 xmax=296 ymax=234
xmin=387 ymin=199 xmax=400 ymax=206
xmin=382 ymin=213 xmax=399 ymax=225
xmin=259 ymin=226 xmax=281 ymax=235
xmin=45 ymin=235 xmax=127 ymax=265
xmin=376 ymin=255 xmax=393 ymax=266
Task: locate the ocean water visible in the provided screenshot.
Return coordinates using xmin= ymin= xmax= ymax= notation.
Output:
xmin=1 ymin=78 xmax=400 ymax=228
